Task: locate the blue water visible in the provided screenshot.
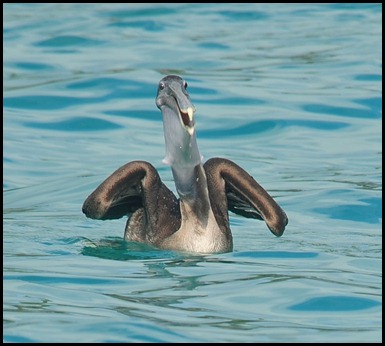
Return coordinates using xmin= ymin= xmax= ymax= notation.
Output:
xmin=3 ymin=3 xmax=382 ymax=343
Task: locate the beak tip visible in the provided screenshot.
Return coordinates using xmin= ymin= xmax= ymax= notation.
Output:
xmin=187 ymin=126 xmax=195 ymax=136
xmin=187 ymin=107 xmax=194 ymax=122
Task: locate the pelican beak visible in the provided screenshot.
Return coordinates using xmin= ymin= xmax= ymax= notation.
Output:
xmin=156 ymin=75 xmax=203 ymax=168
xmin=178 ymin=106 xmax=195 ymax=135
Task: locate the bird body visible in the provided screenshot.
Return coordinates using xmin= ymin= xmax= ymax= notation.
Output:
xmin=82 ymin=75 xmax=288 ymax=253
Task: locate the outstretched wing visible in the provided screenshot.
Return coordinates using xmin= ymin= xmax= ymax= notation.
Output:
xmin=83 ymin=161 xmax=147 ymax=220
xmin=82 ymin=160 xmax=181 ymax=244
xmin=204 ymin=157 xmax=288 ymax=237
xmin=82 ymin=160 xmax=179 ymax=221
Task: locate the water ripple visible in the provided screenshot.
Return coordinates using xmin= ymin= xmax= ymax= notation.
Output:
xmin=199 ymin=119 xmax=348 ymax=138
xmin=289 ymin=295 xmax=381 ymax=311
xmin=24 ymin=117 xmax=123 ymax=132
xmin=303 ymin=103 xmax=381 ymax=119
xmin=34 ymin=35 xmax=103 ymax=48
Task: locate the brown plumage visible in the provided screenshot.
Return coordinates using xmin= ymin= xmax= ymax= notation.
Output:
xmin=82 ymin=75 xmax=288 ymax=253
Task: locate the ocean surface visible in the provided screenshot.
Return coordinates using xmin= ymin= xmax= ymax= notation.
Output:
xmin=3 ymin=3 xmax=382 ymax=343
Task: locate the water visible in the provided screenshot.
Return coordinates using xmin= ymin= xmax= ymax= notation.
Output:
xmin=3 ymin=3 xmax=382 ymax=343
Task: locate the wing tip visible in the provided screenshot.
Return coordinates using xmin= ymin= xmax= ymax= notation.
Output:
xmin=268 ymin=211 xmax=288 ymax=237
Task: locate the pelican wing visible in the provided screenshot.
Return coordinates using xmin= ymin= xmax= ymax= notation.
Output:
xmin=82 ymin=161 xmax=177 ymax=221
xmin=204 ymin=157 xmax=288 ymax=237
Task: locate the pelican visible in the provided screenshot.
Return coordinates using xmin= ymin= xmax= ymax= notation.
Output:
xmin=82 ymin=75 xmax=288 ymax=253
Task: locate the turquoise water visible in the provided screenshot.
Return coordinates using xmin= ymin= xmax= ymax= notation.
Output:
xmin=3 ymin=3 xmax=382 ymax=343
